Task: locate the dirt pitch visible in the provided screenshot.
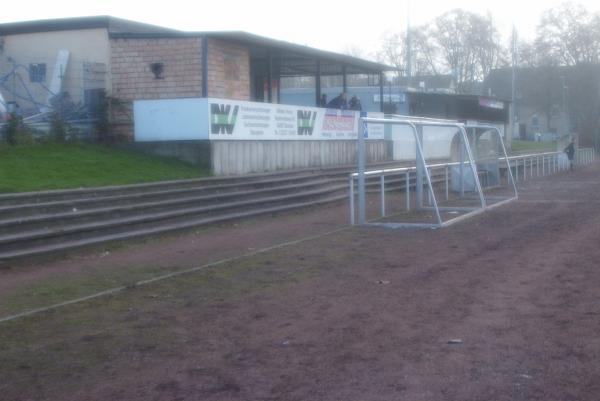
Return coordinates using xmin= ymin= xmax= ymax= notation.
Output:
xmin=1 ymin=163 xmax=600 ymax=401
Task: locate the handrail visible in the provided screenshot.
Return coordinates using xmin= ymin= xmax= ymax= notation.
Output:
xmin=350 ymin=151 xmax=567 ymax=178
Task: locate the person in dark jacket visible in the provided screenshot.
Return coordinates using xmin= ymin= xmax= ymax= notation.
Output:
xmin=320 ymin=94 xmax=328 ymax=107
xmin=564 ymin=137 xmax=576 ymax=170
xmin=348 ymin=95 xmax=362 ymax=111
xmin=326 ymin=92 xmax=347 ymax=109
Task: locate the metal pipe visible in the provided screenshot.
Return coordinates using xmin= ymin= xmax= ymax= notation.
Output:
xmin=459 ymin=134 xmax=465 ymax=197
xmin=349 ymin=175 xmax=355 ymax=225
xmin=380 ymin=174 xmax=386 ymax=217
xmin=427 ymin=169 xmax=432 ymax=206
xmin=530 ymin=157 xmax=534 ymax=178
xmin=357 ymin=118 xmax=366 ymax=224
xmin=406 ymin=171 xmax=410 ymax=211
xmin=542 ymin=155 xmax=545 ymax=175
xmin=416 ymin=125 xmax=424 ymax=208
xmin=445 ymin=165 xmax=449 ymax=201
xmin=458 ymin=125 xmax=486 ymax=208
xmin=413 ymin=123 xmax=444 ymax=225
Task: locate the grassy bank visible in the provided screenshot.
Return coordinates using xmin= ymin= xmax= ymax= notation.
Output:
xmin=0 ymin=143 xmax=208 ymax=193
xmin=510 ymin=140 xmax=557 ymax=154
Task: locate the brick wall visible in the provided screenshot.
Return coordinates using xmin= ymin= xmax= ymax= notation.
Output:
xmin=111 ymin=37 xmax=203 ymax=100
xmin=109 ymin=36 xmax=250 ymax=139
xmin=206 ymin=38 xmax=250 ymax=101
xmin=110 ymin=37 xmax=203 ymax=138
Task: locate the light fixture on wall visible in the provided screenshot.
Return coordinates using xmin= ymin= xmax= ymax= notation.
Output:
xmin=150 ymin=62 xmax=164 ymax=79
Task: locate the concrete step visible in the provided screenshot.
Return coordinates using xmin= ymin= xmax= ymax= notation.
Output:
xmin=0 ymin=170 xmax=325 ymax=207
xmin=0 ymin=160 xmax=404 ymax=206
xmin=0 ymin=160 xmax=420 ymax=261
xmin=0 ymin=180 xmax=346 ymax=235
xmin=0 ymin=193 xmax=347 ymax=261
xmin=0 ymin=174 xmax=345 ymax=220
xmin=0 ymin=184 xmax=347 ymax=255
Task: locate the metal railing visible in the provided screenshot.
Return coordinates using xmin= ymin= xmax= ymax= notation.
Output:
xmin=505 ymin=148 xmax=595 ymax=182
xmin=349 ymin=148 xmax=595 ymax=225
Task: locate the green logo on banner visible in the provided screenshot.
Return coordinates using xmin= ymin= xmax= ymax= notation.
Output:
xmin=211 ymin=104 xmax=239 ymax=134
xmin=297 ymin=110 xmax=317 ymax=135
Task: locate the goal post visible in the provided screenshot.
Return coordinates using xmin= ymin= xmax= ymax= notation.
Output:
xmin=352 ymin=115 xmax=518 ymax=229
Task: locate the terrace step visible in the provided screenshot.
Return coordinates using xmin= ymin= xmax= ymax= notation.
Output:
xmin=0 ymin=194 xmax=347 ymax=261
xmin=0 ymin=175 xmax=344 ymax=220
xmin=0 ymin=161 xmax=441 ymax=262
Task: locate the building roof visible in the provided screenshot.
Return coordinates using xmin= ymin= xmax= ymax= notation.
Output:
xmin=0 ymin=15 xmax=179 ymax=35
xmin=0 ymin=16 xmax=392 ymax=76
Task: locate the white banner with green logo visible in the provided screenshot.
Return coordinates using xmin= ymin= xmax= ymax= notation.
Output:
xmin=135 ymin=98 xmax=383 ymax=141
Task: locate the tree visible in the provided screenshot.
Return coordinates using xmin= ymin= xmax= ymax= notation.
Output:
xmin=377 ymin=26 xmax=441 ymax=78
xmin=376 ymin=31 xmax=407 ymax=77
xmin=410 ymin=27 xmax=440 ymax=76
xmin=535 ymin=2 xmax=600 ymax=66
xmin=431 ymin=9 xmax=504 ymax=93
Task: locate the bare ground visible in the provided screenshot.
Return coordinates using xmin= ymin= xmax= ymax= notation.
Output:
xmin=1 ymin=163 xmax=600 ymax=401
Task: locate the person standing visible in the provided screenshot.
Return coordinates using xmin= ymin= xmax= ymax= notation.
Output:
xmin=326 ymin=92 xmax=348 ymax=109
xmin=564 ymin=137 xmax=576 ymax=170
xmin=348 ymin=95 xmax=362 ymax=111
xmin=320 ymin=94 xmax=328 ymax=107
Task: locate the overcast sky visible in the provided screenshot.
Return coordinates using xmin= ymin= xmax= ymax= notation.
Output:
xmin=3 ymin=0 xmax=600 ymax=59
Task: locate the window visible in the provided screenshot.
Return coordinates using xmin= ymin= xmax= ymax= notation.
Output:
xmin=29 ymin=63 xmax=46 ymax=83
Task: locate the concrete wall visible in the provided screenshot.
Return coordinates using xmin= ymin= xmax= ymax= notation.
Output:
xmin=211 ymin=140 xmax=390 ymax=175
xmin=0 ymin=28 xmax=110 ymax=110
xmin=119 ymin=140 xmax=212 ymax=170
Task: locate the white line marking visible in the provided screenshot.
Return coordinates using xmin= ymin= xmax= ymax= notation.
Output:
xmin=0 ymin=226 xmax=349 ymax=324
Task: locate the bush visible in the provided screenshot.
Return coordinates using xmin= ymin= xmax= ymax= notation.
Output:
xmin=50 ymin=113 xmax=68 ymax=143
xmin=2 ymin=113 xmax=34 ymax=145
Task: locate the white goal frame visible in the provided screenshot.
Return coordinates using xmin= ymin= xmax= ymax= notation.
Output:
xmin=353 ymin=115 xmax=518 ymax=229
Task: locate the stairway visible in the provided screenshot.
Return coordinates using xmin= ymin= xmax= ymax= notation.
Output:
xmin=0 ymin=161 xmax=453 ymax=261
xmin=0 ymin=167 xmax=361 ymax=261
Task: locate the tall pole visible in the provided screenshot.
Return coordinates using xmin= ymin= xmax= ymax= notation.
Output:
xmin=511 ymin=25 xmax=517 ymax=141
xmin=561 ymin=75 xmax=569 ymax=138
xmin=405 ymin=0 xmax=412 ymax=78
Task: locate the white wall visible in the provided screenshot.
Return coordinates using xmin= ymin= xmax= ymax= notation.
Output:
xmin=134 ymin=98 xmax=209 ymax=141
xmin=211 ymin=140 xmax=389 ymax=175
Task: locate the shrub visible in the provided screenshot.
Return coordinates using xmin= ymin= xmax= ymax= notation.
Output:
xmin=50 ymin=113 xmax=68 ymax=143
xmin=2 ymin=113 xmax=33 ymax=145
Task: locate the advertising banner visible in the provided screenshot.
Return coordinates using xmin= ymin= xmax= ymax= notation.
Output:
xmin=134 ymin=98 xmax=384 ymax=141
xmin=208 ymin=98 xmax=384 ymax=141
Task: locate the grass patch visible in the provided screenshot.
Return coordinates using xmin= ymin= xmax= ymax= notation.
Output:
xmin=0 ymin=264 xmax=185 ymax=317
xmin=510 ymin=140 xmax=557 ymax=154
xmin=0 ymin=143 xmax=208 ymax=193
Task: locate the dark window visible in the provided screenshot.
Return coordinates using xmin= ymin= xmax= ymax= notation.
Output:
xmin=29 ymin=63 xmax=46 ymax=82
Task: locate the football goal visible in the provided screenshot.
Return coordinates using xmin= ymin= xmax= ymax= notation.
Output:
xmin=349 ymin=115 xmax=517 ymax=228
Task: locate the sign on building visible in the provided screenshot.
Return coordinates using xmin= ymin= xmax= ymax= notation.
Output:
xmin=134 ymin=98 xmax=384 ymax=141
